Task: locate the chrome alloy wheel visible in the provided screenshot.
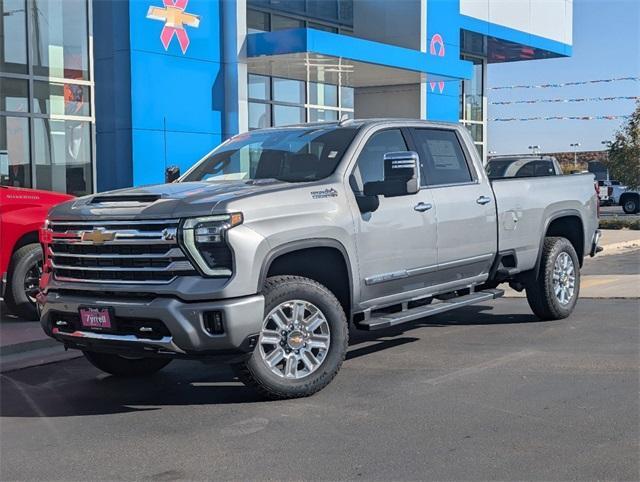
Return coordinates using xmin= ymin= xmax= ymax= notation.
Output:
xmin=552 ymin=252 xmax=576 ymax=305
xmin=258 ymin=300 xmax=331 ymax=379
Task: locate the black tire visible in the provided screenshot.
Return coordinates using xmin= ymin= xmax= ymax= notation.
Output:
xmin=621 ymin=195 xmax=639 ymax=214
xmin=4 ymin=243 xmax=42 ymax=320
xmin=233 ymin=275 xmax=348 ymax=400
xmin=83 ymin=351 xmax=172 ymax=377
xmin=525 ymin=237 xmax=580 ymax=321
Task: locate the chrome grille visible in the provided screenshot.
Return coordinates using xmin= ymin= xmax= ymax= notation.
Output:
xmin=48 ymin=219 xmax=196 ymax=284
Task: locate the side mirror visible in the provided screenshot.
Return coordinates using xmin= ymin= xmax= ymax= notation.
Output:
xmin=349 ymin=175 xmax=379 ymax=214
xmin=165 ymin=166 xmax=181 ymax=183
xmin=364 ymin=151 xmax=421 ymax=197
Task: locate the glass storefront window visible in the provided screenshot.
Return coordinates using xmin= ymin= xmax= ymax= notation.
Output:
xmin=340 ymin=86 xmax=354 ymax=109
xmin=1 ymin=0 xmax=28 ymax=74
xmin=32 ymin=81 xmax=90 ymax=116
xmin=273 ymin=105 xmax=305 ymax=126
xmin=463 ymin=122 xmax=483 ymax=144
xmin=31 ymin=0 xmax=90 ymax=80
xmin=273 ymin=77 xmax=305 ymax=104
xmin=271 ymin=15 xmax=304 ymax=31
xmin=249 ymin=102 xmax=271 ymax=129
xmin=247 ymin=9 xmax=270 ymax=33
xmin=462 ymin=56 xmax=483 ymax=122
xmin=309 ymin=108 xmax=338 ymax=122
xmin=1 ymin=78 xmax=29 ymax=112
xmin=307 ymin=0 xmax=338 ymax=22
xmin=0 ymin=116 xmax=31 ymax=188
xmin=248 ymin=74 xmax=270 ymax=101
xmin=309 ymin=82 xmax=338 ymax=107
xmin=33 ymin=118 xmax=92 ymax=195
xmin=308 ymin=22 xmax=337 ymax=33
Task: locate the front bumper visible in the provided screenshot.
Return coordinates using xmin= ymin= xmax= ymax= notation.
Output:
xmin=40 ymin=291 xmax=265 ymax=361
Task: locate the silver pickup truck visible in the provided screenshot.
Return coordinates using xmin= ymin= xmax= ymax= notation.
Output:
xmin=40 ymin=119 xmax=600 ymax=398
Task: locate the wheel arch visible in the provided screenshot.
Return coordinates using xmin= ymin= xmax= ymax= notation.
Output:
xmin=620 ymin=191 xmax=639 ymax=205
xmin=535 ymin=210 xmax=585 ymax=274
xmin=259 ymin=239 xmax=354 ymax=317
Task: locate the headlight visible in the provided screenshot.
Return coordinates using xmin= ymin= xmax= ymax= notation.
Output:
xmin=180 ymin=213 xmax=243 ymax=277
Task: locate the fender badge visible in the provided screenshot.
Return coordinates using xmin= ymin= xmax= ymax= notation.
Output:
xmin=311 ymin=188 xmax=338 ymax=199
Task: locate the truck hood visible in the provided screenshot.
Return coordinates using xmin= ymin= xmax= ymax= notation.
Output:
xmin=48 ymin=179 xmax=297 ymax=220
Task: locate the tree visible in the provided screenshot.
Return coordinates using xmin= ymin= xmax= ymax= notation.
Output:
xmin=607 ymin=101 xmax=640 ymax=189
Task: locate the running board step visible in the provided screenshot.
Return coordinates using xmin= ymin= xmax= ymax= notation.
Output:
xmin=355 ymin=289 xmax=504 ymax=331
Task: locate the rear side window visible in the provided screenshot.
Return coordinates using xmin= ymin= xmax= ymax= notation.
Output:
xmin=515 ymin=160 xmax=555 ymax=177
xmin=412 ymin=129 xmax=473 ymax=186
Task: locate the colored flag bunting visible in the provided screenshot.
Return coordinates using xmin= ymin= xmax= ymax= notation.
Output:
xmin=490 ymin=77 xmax=640 ymax=90
xmin=491 ymin=115 xmax=631 ymax=122
xmin=491 ymin=96 xmax=639 ymax=105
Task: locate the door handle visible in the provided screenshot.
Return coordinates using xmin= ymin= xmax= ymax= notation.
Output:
xmin=414 ymin=202 xmax=433 ymax=212
xmin=476 ymin=196 xmax=492 ymax=205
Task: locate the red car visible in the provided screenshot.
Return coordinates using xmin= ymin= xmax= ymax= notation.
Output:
xmin=1 ymin=186 xmax=73 ymax=320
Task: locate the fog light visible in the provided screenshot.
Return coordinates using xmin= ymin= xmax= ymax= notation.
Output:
xmin=203 ymin=311 xmax=224 ymax=335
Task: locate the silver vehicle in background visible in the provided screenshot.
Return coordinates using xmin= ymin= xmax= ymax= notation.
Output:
xmin=486 ymin=155 xmax=563 ymax=179
xmin=39 ymin=120 xmax=600 ymax=399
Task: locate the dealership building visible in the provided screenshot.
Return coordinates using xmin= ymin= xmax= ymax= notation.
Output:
xmin=1 ymin=0 xmax=573 ymax=195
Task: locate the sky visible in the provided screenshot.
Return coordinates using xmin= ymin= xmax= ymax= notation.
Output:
xmin=487 ymin=0 xmax=640 ymax=155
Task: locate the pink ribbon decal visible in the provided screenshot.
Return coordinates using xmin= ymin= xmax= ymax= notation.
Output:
xmin=147 ymin=0 xmax=200 ymax=54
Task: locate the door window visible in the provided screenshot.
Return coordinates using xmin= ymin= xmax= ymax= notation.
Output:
xmin=412 ymin=129 xmax=473 ymax=186
xmin=354 ymin=129 xmax=408 ymax=187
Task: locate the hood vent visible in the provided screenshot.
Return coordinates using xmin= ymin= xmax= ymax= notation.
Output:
xmin=91 ymin=194 xmax=160 ymax=204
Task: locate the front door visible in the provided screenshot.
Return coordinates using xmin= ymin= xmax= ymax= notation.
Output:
xmin=410 ymin=127 xmax=496 ymax=285
xmin=349 ymin=128 xmax=438 ymax=307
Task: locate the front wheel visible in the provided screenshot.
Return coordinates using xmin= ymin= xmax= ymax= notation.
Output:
xmin=234 ymin=276 xmax=348 ymax=399
xmin=525 ymin=237 xmax=580 ymax=320
xmin=83 ymin=351 xmax=172 ymax=377
xmin=4 ymin=243 xmax=42 ymax=320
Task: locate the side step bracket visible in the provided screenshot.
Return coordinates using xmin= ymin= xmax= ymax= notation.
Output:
xmin=355 ymin=289 xmax=504 ymax=331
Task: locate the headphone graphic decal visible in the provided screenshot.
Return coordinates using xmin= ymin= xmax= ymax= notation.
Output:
xmin=429 ymin=33 xmax=446 ymax=94
xmin=429 ymin=34 xmax=446 ymax=57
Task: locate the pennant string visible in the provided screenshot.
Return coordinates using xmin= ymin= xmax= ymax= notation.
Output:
xmin=490 ymin=77 xmax=640 ymax=90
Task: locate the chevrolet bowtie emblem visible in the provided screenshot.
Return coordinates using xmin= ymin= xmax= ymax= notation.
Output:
xmin=147 ymin=0 xmax=200 ymax=54
xmin=81 ymin=229 xmax=116 ymax=245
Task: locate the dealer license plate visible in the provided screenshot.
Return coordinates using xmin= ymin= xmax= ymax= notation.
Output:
xmin=79 ymin=307 xmax=113 ymax=330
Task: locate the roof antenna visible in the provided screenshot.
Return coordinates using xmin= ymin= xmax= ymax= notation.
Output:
xmin=339 ymin=113 xmax=350 ymax=125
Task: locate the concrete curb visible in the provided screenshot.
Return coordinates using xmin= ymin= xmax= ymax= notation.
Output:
xmin=598 ymin=240 xmax=640 ymax=255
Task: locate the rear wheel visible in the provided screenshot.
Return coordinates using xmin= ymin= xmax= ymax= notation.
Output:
xmin=234 ymin=275 xmax=348 ymax=399
xmin=525 ymin=237 xmax=580 ymax=320
xmin=4 ymin=243 xmax=42 ymax=320
xmin=83 ymin=351 xmax=172 ymax=377
xmin=622 ymin=195 xmax=639 ymax=214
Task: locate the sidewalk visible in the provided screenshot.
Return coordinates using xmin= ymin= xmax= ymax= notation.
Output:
xmin=1 ymin=229 xmax=639 ymax=373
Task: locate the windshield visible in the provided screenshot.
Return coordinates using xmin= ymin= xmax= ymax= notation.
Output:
xmin=181 ymin=126 xmax=359 ymax=183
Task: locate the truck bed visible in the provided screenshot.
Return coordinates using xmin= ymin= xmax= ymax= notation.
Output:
xmin=491 ymin=173 xmax=598 ymax=272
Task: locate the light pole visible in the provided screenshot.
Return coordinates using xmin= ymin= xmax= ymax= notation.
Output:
xmin=569 ymin=142 xmax=580 ymax=167
xmin=528 ymin=145 xmax=541 ymax=155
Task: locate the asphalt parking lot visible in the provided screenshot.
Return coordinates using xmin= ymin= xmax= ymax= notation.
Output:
xmin=600 ymin=205 xmax=640 ymax=222
xmin=1 ymin=250 xmax=639 ymax=481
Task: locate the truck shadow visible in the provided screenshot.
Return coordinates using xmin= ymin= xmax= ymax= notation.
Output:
xmin=0 ymin=303 xmax=542 ymax=418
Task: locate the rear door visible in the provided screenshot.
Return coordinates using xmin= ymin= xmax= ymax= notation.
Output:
xmin=409 ymin=128 xmax=496 ymax=285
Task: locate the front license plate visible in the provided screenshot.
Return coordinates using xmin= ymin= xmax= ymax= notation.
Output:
xmin=79 ymin=307 xmax=113 ymax=330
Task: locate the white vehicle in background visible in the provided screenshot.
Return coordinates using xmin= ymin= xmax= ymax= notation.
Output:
xmin=597 ymin=180 xmax=613 ymax=205
xmin=608 ymin=181 xmax=627 ymax=205
xmin=619 ymin=189 xmax=640 ymax=214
